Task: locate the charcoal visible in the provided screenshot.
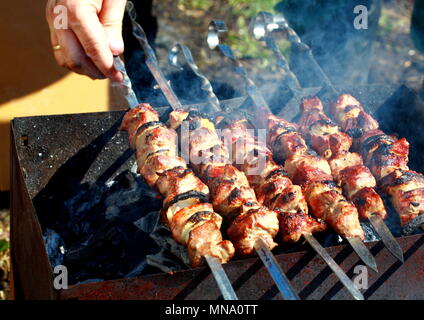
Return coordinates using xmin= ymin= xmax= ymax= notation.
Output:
xmin=146 ymin=250 xmax=187 ymax=274
xmin=403 ymin=215 xmax=424 ymax=236
xmin=360 ymin=222 xmax=379 ymax=242
xmin=43 ymin=228 xmax=66 ymax=267
xmin=44 ymin=168 xmax=191 ymax=285
xmin=133 ymin=210 xmax=160 ymax=234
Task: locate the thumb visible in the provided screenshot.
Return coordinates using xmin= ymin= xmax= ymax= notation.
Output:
xmin=99 ymin=0 xmax=127 ymax=55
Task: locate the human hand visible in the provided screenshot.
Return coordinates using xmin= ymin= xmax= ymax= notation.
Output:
xmin=46 ymin=0 xmax=126 ymax=82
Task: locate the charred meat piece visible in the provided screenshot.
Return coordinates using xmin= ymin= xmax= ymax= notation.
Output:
xmin=380 ymin=169 xmax=424 ymax=225
xmin=328 ymin=151 xmax=363 ymax=181
xmin=330 ymin=94 xmax=379 ymax=137
xmin=307 ymin=186 xmax=364 ymax=239
xmin=285 ymin=155 xmax=333 ymax=192
xmin=227 ymin=206 xmax=279 ymax=256
xmin=205 ymin=164 xmax=258 ymax=222
xmin=267 ymin=114 xmax=308 ymax=162
xmin=120 ymin=104 xmax=234 ymax=266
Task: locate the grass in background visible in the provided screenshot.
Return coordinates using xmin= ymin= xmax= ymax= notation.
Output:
xmin=0 ymin=210 xmax=9 ymax=300
xmin=177 ymin=0 xmax=290 ymax=70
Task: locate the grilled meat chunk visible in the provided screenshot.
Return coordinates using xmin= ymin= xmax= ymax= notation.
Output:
xmin=302 ymin=182 xmax=362 ymax=238
xmin=328 ymin=151 xmax=363 ymax=181
xmin=330 ymin=94 xmax=379 ymax=137
xmin=267 ymin=114 xmax=308 ymax=162
xmin=380 ymin=169 xmax=424 ymax=225
xmin=227 ymin=206 xmax=279 ymax=257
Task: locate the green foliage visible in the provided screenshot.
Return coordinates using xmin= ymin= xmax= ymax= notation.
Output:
xmin=224 ymin=0 xmax=286 ymax=68
xmin=177 ymin=0 xmax=214 ymax=11
xmin=0 ymin=240 xmax=8 ymax=252
xmin=377 ymin=10 xmax=395 ymax=37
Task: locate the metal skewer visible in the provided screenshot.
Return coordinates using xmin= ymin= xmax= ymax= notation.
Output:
xmin=250 ymin=12 xmax=302 ymax=92
xmin=251 ymin=12 xmax=404 ymax=264
xmin=121 ymin=3 xmax=238 ymax=300
xmin=204 ymin=256 xmax=238 ymax=300
xmin=126 ymin=1 xmax=183 ymax=111
xmin=168 ymin=42 xmax=299 ymax=300
xmin=113 ymin=56 xmax=139 ymax=109
xmin=251 ymin=12 xmax=337 ymax=95
xmin=208 ymin=19 xmax=377 ymax=276
xmin=254 ymin=239 xmax=298 ymax=300
xmin=302 ymin=233 xmax=364 ymax=300
xmin=369 ymin=215 xmax=404 ymax=263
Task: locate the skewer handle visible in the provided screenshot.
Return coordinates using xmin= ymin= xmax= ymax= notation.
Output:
xmin=126 ymin=1 xmax=183 ymax=111
xmin=268 ymin=12 xmax=338 ymax=95
xmin=250 ymin=12 xmax=302 ymax=91
xmin=207 ymin=20 xmax=270 ymax=129
xmin=168 ymin=43 xmax=221 ymax=112
xmin=112 ymin=56 xmax=139 ymax=109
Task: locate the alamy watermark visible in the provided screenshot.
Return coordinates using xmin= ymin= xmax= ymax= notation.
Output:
xmin=353 ymin=265 xmax=368 ymax=290
xmin=53 ymin=5 xmax=68 ymax=30
xmin=53 ymin=265 xmax=68 ymax=290
xmin=354 ymin=5 xmax=369 ymax=30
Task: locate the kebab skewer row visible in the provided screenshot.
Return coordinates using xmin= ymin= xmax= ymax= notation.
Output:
xmin=298 ymin=97 xmax=387 ymax=222
xmin=206 ymin=19 xmax=376 ymax=271
xmin=120 ymin=104 xmax=235 ymax=267
xmin=121 ymin=16 xmax=240 ymax=299
xmin=219 ymin=118 xmax=367 ymax=299
xmin=330 ymin=94 xmax=424 ymax=229
xmin=167 ymin=42 xmax=364 ymax=300
xmin=168 ymin=110 xmax=280 ymax=257
xmin=169 ymin=110 xmax=301 ymax=300
xmin=297 ymin=97 xmax=404 ymax=262
xmin=266 ymin=112 xmax=378 ymax=271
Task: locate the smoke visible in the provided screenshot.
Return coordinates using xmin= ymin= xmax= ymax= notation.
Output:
xmin=274 ymin=0 xmax=382 ymax=87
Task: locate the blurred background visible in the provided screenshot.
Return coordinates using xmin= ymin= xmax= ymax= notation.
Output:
xmin=1 ymin=0 xmax=424 ymax=299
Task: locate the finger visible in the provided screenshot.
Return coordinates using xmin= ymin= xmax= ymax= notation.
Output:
xmin=48 ymin=17 xmax=67 ymax=70
xmin=56 ymin=28 xmax=106 ymax=79
xmin=69 ymin=4 xmax=122 ymax=82
xmin=100 ymin=0 xmax=126 ymax=56
xmin=51 ymin=32 xmax=67 ymax=68
xmin=46 ymin=0 xmax=66 ymax=67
